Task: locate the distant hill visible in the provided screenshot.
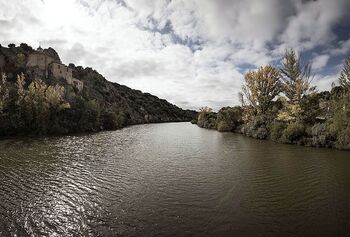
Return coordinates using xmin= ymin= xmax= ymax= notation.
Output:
xmin=0 ymin=43 xmax=196 ymax=135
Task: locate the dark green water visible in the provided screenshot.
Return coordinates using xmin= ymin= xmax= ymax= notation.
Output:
xmin=0 ymin=122 xmax=349 ymax=236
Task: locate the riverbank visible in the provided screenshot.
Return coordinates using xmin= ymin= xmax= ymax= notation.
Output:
xmin=192 ymin=105 xmax=350 ymax=151
xmin=192 ymin=50 xmax=350 ymax=151
xmin=0 ymin=120 xmax=192 ymax=140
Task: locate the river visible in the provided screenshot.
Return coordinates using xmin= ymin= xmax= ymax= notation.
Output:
xmin=0 ymin=122 xmax=349 ymax=236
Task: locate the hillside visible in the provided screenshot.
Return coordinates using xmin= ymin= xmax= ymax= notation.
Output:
xmin=0 ymin=43 xmax=196 ymax=135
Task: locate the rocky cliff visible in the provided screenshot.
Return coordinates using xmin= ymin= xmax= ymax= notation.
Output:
xmin=0 ymin=43 xmax=196 ymax=135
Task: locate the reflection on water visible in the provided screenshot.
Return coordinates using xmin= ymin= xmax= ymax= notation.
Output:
xmin=0 ymin=123 xmax=349 ymax=236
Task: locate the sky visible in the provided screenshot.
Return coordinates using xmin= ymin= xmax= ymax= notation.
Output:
xmin=0 ymin=0 xmax=350 ymax=110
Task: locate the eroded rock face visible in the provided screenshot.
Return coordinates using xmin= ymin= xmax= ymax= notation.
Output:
xmin=43 ymin=47 xmax=61 ymax=63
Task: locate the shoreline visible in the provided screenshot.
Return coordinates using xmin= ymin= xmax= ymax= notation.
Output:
xmin=194 ymin=124 xmax=349 ymax=152
xmin=0 ymin=120 xmax=192 ymax=141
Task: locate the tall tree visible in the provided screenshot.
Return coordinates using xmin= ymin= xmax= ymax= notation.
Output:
xmin=278 ymin=49 xmax=316 ymax=122
xmin=0 ymin=73 xmax=9 ymax=114
xmin=15 ymin=75 xmax=70 ymax=132
xmin=280 ymin=49 xmax=315 ymax=104
xmin=339 ymin=56 xmax=350 ymax=91
xmin=241 ymin=65 xmax=282 ymax=114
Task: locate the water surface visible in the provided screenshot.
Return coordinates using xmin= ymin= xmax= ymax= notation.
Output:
xmin=0 ymin=123 xmax=349 ymax=236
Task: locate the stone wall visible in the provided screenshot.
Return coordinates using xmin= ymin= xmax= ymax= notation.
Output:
xmin=50 ymin=62 xmax=73 ymax=83
xmin=27 ymin=51 xmax=83 ymax=92
xmin=27 ymin=52 xmax=56 ymax=71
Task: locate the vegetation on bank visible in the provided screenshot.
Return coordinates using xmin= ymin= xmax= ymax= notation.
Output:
xmin=195 ymin=49 xmax=350 ymax=150
xmin=0 ymin=43 xmax=196 ymax=136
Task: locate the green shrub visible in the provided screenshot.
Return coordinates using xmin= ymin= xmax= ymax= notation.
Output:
xmin=336 ymin=127 xmax=350 ymax=150
xmin=270 ymin=121 xmax=286 ymax=141
xmin=190 ymin=119 xmax=197 ymax=124
xmin=328 ymin=93 xmax=350 ymax=136
xmin=197 ymin=108 xmax=217 ymax=129
xmin=197 ymin=112 xmax=205 ymax=127
xmin=216 ymin=106 xmax=243 ymax=132
xmin=79 ymin=99 xmax=101 ymax=132
xmin=311 ymin=123 xmax=332 ymax=147
xmin=256 ymin=127 xmax=268 ymax=139
xmin=241 ymin=114 xmax=270 ymax=139
xmin=103 ymin=111 xmax=126 ymax=130
xmin=283 ymin=122 xmax=305 ymax=143
xmin=217 ymin=120 xmax=230 ymax=132
xmin=203 ymin=116 xmax=217 ymax=129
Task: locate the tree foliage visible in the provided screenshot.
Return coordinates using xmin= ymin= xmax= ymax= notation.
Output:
xmin=0 ymin=73 xmax=9 ymax=114
xmin=280 ymin=49 xmax=315 ymax=103
xmin=216 ymin=106 xmax=243 ymax=132
xmin=277 ymin=49 xmax=316 ymax=122
xmin=197 ymin=107 xmax=217 ymax=129
xmin=0 ymin=43 xmax=196 ymax=135
xmin=241 ymin=65 xmax=282 ymax=115
xmin=195 ymin=48 xmax=350 ymax=150
xmin=339 ymin=56 xmax=350 ymax=91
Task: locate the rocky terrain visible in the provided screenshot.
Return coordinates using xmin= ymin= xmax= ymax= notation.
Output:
xmin=0 ymin=43 xmax=196 ymax=135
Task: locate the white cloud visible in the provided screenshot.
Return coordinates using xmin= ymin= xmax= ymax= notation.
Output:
xmin=312 ymin=74 xmax=338 ymax=92
xmin=312 ymin=54 xmax=330 ymax=70
xmin=330 ymin=39 xmax=350 ymax=56
xmin=280 ymin=0 xmax=347 ymax=50
xmin=0 ymin=0 xmax=349 ymax=110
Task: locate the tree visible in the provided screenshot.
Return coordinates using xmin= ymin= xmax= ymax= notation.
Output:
xmin=19 ymin=43 xmax=33 ymax=51
xmin=216 ymin=106 xmax=243 ymax=132
xmin=280 ymin=49 xmax=315 ymax=103
xmin=241 ymin=65 xmax=282 ymax=115
xmin=0 ymin=73 xmax=9 ymax=114
xmin=339 ymin=56 xmax=350 ymax=91
xmin=278 ymin=49 xmax=316 ymax=122
xmin=277 ymin=96 xmax=303 ymax=122
xmin=79 ymin=99 xmax=101 ymax=131
xmin=197 ymin=107 xmax=216 ymax=129
xmin=199 ymin=106 xmax=212 ymax=113
xmin=15 ymin=74 xmax=70 ymax=133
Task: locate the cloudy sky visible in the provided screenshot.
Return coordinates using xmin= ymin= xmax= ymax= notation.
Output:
xmin=1 ymin=0 xmax=350 ymax=110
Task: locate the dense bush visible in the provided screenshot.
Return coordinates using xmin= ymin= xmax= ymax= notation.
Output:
xmin=102 ymin=111 xmax=126 ymax=130
xmin=79 ymin=99 xmax=101 ymax=132
xmin=241 ymin=114 xmax=270 ymax=139
xmin=336 ymin=127 xmax=350 ymax=150
xmin=216 ymin=106 xmax=242 ymax=132
xmin=0 ymin=74 xmax=71 ymax=135
xmin=202 ymin=115 xmax=217 ymax=129
xmin=197 ymin=107 xmax=217 ymax=129
xmin=283 ymin=122 xmax=305 ymax=143
xmin=19 ymin=43 xmax=33 ymax=52
xmin=311 ymin=123 xmax=332 ymax=148
xmin=270 ymin=121 xmax=286 ymax=142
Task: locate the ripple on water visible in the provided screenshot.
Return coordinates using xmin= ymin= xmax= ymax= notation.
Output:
xmin=0 ymin=123 xmax=350 ymax=236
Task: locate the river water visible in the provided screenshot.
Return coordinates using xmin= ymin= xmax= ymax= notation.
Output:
xmin=0 ymin=122 xmax=349 ymax=236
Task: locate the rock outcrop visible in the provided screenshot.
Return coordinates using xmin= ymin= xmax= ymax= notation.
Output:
xmin=0 ymin=43 xmax=196 ymax=135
